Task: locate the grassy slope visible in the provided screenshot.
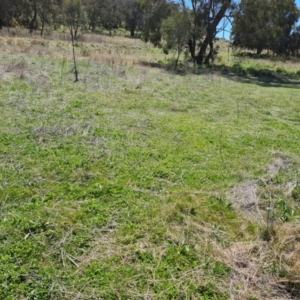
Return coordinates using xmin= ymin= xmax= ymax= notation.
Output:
xmin=0 ymin=32 xmax=300 ymax=299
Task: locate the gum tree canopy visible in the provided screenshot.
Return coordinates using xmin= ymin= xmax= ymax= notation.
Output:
xmin=231 ymin=0 xmax=300 ymax=55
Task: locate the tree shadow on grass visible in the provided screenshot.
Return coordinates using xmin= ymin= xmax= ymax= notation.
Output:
xmin=217 ymin=62 xmax=300 ymax=89
xmin=223 ymin=72 xmax=300 ymax=89
xmin=139 ymin=60 xmax=300 ymax=89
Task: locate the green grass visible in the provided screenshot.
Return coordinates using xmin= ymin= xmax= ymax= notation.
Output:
xmin=0 ymin=33 xmax=300 ymax=299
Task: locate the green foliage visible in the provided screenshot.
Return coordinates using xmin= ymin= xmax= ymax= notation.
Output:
xmin=98 ymin=0 xmax=122 ymax=33
xmin=122 ymin=0 xmax=143 ymax=37
xmin=140 ymin=0 xmax=235 ymax=64
xmin=63 ymin=0 xmax=87 ymax=39
xmin=277 ymin=199 xmax=296 ymax=222
xmin=292 ymin=185 xmax=300 ymax=201
xmin=139 ymin=0 xmax=172 ymax=46
xmin=161 ymin=8 xmax=191 ymax=68
xmin=232 ymin=0 xmax=300 ymax=55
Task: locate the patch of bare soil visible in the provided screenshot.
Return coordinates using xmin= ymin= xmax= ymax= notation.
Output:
xmin=265 ymin=156 xmax=293 ymax=179
xmin=230 ymin=181 xmax=259 ymax=211
xmin=229 ymin=154 xmax=297 ymax=213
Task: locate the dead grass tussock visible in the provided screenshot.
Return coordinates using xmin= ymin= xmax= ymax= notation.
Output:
xmin=231 ymin=181 xmax=259 ymax=211
xmin=229 ymin=153 xmax=298 ymax=213
xmin=265 ymin=156 xmax=293 ymax=179
xmin=224 ymin=154 xmax=300 ymax=299
xmin=77 ymin=233 xmax=119 ymax=268
xmin=0 ymin=56 xmax=31 ymax=81
xmin=272 ymin=222 xmax=300 ymax=277
xmin=216 ymin=241 xmax=270 ymax=300
xmin=215 ymin=238 xmax=300 ymax=300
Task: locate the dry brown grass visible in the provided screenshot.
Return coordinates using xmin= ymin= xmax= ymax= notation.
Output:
xmin=215 ymin=220 xmax=300 ymax=300
xmin=0 ymin=29 xmax=159 ymax=70
xmin=224 ymin=153 xmax=300 ymax=299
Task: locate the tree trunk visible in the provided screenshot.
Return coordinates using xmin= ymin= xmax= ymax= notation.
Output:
xmin=175 ymin=47 xmax=181 ymax=70
xmin=89 ymin=23 xmax=96 ymax=32
xmin=130 ymin=26 xmax=135 ymax=37
xmin=204 ymin=41 xmax=214 ymax=65
xmin=40 ymin=16 xmax=45 ymax=36
xmin=188 ymin=38 xmax=196 ymax=60
xmin=197 ymin=0 xmax=231 ymax=65
xmin=197 ymin=35 xmax=211 ymax=65
xmin=70 ymin=28 xmax=79 ymax=82
xmin=29 ymin=1 xmax=37 ymax=34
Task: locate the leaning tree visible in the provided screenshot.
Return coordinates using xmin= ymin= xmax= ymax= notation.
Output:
xmin=139 ymin=0 xmax=236 ymax=64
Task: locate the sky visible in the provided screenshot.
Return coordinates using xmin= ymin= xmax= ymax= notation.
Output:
xmin=185 ymin=0 xmax=300 ymax=40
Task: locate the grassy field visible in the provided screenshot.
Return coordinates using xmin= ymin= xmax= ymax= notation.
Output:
xmin=1 ymin=30 xmax=300 ymax=299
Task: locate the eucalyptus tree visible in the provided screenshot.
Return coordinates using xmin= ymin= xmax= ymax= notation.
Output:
xmin=37 ymin=0 xmax=60 ymax=35
xmin=12 ymin=0 xmax=39 ymax=33
xmin=269 ymin=0 xmax=300 ymax=55
xmin=28 ymin=0 xmax=38 ymax=33
xmin=140 ymin=0 xmax=236 ymax=64
xmin=231 ymin=0 xmax=269 ymax=54
xmin=0 ymin=0 xmax=29 ymax=28
xmin=0 ymin=0 xmax=13 ymax=28
xmin=0 ymin=0 xmax=61 ymax=33
xmin=85 ymin=0 xmax=102 ymax=31
xmin=183 ymin=0 xmax=236 ymax=64
xmin=161 ymin=7 xmax=191 ymax=69
xmin=232 ymin=0 xmax=300 ymax=55
xmin=121 ymin=0 xmax=144 ymax=37
xmin=289 ymin=26 xmax=300 ymax=55
xmin=98 ymin=0 xmax=122 ymax=34
xmin=63 ymin=0 xmax=87 ymax=81
xmin=139 ymin=0 xmax=173 ymax=46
